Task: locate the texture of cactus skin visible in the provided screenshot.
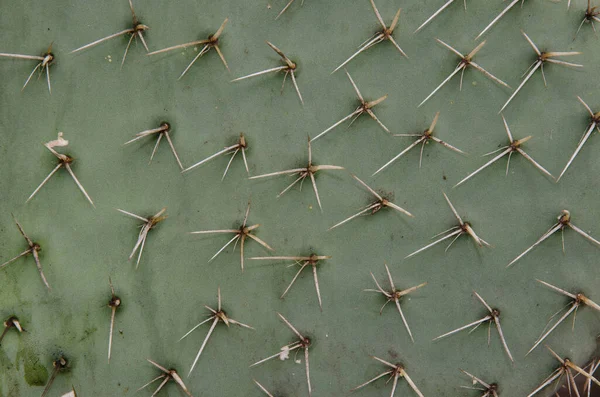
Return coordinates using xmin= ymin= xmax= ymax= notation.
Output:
xmin=1 ymin=0 xmax=599 ymax=396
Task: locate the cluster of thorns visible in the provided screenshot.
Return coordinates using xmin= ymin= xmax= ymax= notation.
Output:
xmin=2 ymin=0 xmax=600 ymax=396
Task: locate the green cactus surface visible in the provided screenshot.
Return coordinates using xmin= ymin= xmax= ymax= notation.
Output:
xmin=1 ymin=0 xmax=600 ymax=396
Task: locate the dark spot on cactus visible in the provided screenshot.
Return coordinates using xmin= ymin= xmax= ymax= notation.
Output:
xmin=53 ymin=356 xmax=68 ymax=370
xmin=78 ymin=326 xmax=98 ymax=342
xmin=22 ymin=350 xmax=48 ymax=386
xmin=301 ymin=336 xmax=311 ymax=348
xmin=109 ymin=296 xmax=121 ymax=308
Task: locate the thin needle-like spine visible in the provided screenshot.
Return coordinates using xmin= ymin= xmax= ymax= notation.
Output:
xmin=232 ymin=66 xmax=287 ymax=81
xmin=433 ymin=315 xmax=492 ymax=340
xmin=418 ymin=65 xmax=464 ymax=107
xmin=26 ymin=164 xmax=63 ymax=203
xmin=188 ymin=317 xmax=218 ymax=376
xmin=70 ymin=29 xmax=135 ymax=54
xmin=312 ymin=110 xmax=361 ymax=142
xmin=558 ymin=122 xmax=596 ymax=181
xmin=332 ymin=35 xmax=384 ymax=74
xmin=499 ymin=61 xmax=541 ymax=113
xmin=507 ymin=222 xmax=562 ymax=267
xmin=476 ymin=0 xmax=521 ymax=40
xmin=147 ymin=39 xmax=209 ymax=56
xmin=527 ymin=367 xmax=564 ymax=397
xmin=276 ymin=0 xmax=299 ymax=20
xmin=64 ymin=164 xmax=95 ymax=207
xmin=414 ymin=0 xmax=459 ymax=33
xmin=405 ymin=228 xmax=462 ymax=259
xmin=454 ymin=148 xmax=511 ymax=188
xmin=108 ymin=306 xmax=116 ymax=362
xmin=329 ymin=204 xmax=379 ymax=230
xmin=254 ymin=380 xmax=275 ymax=397
xmin=183 ymin=144 xmax=241 ymax=173
xmin=373 ymin=138 xmax=424 ymax=176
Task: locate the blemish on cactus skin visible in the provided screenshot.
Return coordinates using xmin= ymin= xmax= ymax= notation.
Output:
xmin=23 ymin=354 xmax=48 ymax=386
xmin=78 ymin=326 xmax=98 ymax=342
xmin=279 ymin=345 xmax=290 ymax=360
